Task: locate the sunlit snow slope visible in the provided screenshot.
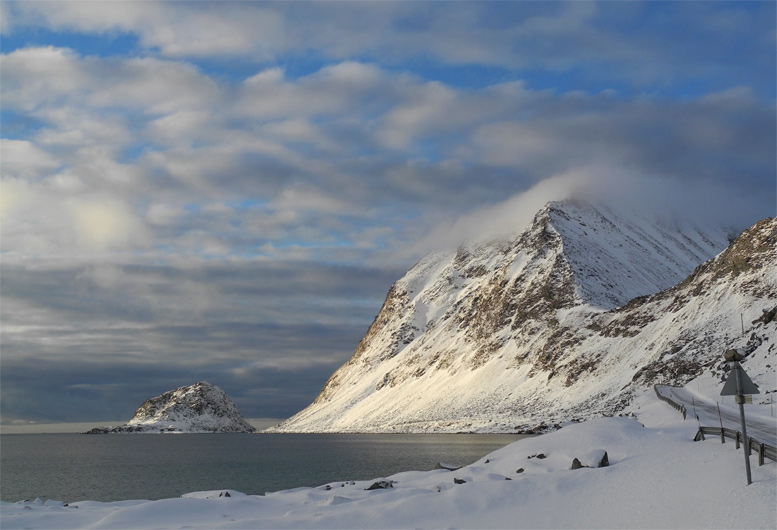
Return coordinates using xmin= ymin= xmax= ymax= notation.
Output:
xmin=270 ymin=202 xmax=776 ymax=433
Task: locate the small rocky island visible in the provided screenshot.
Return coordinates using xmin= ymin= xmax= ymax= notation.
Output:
xmin=85 ymin=381 xmax=256 ymax=433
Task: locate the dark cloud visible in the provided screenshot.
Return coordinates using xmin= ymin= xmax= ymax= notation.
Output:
xmin=0 ymin=357 xmax=339 ymax=422
xmin=0 ymin=259 xmax=402 ymax=423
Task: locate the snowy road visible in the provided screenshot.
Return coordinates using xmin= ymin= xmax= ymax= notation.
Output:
xmin=656 ymin=385 xmax=777 ymax=447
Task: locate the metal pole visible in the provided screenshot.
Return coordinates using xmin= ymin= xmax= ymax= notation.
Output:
xmin=717 ymin=402 xmax=725 ymax=443
xmin=734 ymin=362 xmax=752 ymax=485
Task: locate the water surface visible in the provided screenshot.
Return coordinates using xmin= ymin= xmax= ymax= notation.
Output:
xmin=1 ymin=433 xmax=524 ymax=503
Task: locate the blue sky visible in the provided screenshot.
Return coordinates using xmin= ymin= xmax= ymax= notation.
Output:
xmin=1 ymin=1 xmax=775 ymax=428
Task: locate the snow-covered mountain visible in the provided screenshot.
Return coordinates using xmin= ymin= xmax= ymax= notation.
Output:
xmin=86 ymin=381 xmax=256 ymax=433
xmin=270 ymin=201 xmax=776 ymax=433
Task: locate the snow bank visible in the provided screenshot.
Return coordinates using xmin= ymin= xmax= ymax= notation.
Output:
xmin=3 ymin=396 xmax=775 ymax=529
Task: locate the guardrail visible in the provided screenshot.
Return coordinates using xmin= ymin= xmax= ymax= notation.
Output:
xmin=654 ymin=385 xmax=776 ymax=465
xmin=693 ymin=426 xmax=776 ymax=465
xmin=654 ymin=386 xmax=687 ymax=415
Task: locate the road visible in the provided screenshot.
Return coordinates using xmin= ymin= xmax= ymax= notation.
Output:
xmin=656 ymin=385 xmax=777 ymax=447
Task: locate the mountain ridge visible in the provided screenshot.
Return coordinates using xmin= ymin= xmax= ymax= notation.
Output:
xmin=269 ymin=201 xmax=775 ymax=433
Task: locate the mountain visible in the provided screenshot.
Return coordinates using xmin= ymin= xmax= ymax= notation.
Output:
xmin=269 ymin=201 xmax=776 ymax=433
xmin=86 ymin=381 xmax=256 ymax=433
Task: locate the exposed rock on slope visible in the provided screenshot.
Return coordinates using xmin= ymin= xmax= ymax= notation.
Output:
xmin=270 ymin=202 xmax=775 ymax=433
xmin=86 ymin=381 xmax=256 ymax=433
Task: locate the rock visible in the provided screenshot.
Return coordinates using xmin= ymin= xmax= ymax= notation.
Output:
xmin=453 ymin=478 xmax=466 ymax=484
xmin=571 ymin=450 xmax=609 ymax=469
xmin=84 ymin=426 xmax=115 ymax=434
xmin=516 ymin=468 xmax=524 ymax=473
xmin=435 ymin=462 xmax=461 ymax=471
xmin=365 ymin=480 xmax=394 ymax=490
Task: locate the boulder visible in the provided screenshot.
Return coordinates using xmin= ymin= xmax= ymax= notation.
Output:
xmin=571 ymin=450 xmax=609 ymax=469
xmin=365 ymin=480 xmax=394 ymax=490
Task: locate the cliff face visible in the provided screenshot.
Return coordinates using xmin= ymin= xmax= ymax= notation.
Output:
xmin=86 ymin=381 xmax=256 ymax=433
xmin=270 ymin=202 xmax=775 ymax=433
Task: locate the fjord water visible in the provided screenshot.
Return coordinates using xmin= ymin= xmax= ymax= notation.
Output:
xmin=0 ymin=433 xmax=522 ymax=503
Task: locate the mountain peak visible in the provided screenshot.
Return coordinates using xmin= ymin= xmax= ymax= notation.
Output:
xmin=532 ymin=199 xmax=731 ymax=308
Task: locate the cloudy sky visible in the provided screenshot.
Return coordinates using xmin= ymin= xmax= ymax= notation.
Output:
xmin=1 ymin=1 xmax=775 ymax=429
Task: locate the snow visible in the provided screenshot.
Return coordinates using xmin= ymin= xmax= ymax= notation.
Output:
xmin=547 ymin=201 xmax=730 ymax=309
xmin=3 ymin=391 xmax=775 ymax=529
xmin=270 ymin=207 xmax=774 ymax=434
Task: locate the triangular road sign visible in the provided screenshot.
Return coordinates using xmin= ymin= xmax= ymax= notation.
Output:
xmin=720 ymin=364 xmax=760 ymax=396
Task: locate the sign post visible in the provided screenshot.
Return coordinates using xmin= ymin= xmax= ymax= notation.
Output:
xmin=720 ymin=349 xmax=760 ymax=485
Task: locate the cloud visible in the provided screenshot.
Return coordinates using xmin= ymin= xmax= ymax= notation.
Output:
xmin=67 ymin=196 xmax=146 ymax=252
xmin=236 ymin=62 xmax=387 ymax=121
xmin=6 ymin=1 xmax=774 ymax=95
xmin=5 ymin=1 xmax=284 ymax=59
xmin=0 ymin=46 xmax=85 ymax=109
xmin=1 ymin=46 xmax=220 ymax=118
xmin=1 ymin=178 xmax=149 ymax=259
xmin=0 ymin=139 xmax=59 ymax=178
xmin=0 ymin=258 xmax=402 ymax=422
xmin=375 ymin=80 xmax=459 ymax=150
xmin=2 ymin=49 xmax=773 ymax=268
xmin=412 ymin=161 xmax=774 ymax=257
xmin=408 ymin=170 xmax=585 ymax=253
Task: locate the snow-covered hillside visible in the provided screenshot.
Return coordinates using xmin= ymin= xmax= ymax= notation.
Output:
xmin=86 ymin=381 xmax=256 ymax=433
xmin=270 ymin=202 xmax=776 ymax=433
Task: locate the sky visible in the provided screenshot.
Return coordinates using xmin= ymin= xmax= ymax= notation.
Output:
xmin=1 ymin=1 xmax=775 ymax=429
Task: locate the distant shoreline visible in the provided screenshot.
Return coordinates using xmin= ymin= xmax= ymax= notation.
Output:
xmin=0 ymin=418 xmax=285 ymax=435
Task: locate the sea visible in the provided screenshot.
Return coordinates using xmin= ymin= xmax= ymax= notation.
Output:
xmin=0 ymin=433 xmax=524 ymax=503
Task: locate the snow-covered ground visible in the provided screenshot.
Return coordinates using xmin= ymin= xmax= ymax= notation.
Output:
xmin=3 ymin=389 xmax=775 ymax=529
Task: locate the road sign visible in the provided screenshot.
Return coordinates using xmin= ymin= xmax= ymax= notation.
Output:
xmin=721 ymin=361 xmax=757 ymax=485
xmin=720 ymin=365 xmax=759 ymax=396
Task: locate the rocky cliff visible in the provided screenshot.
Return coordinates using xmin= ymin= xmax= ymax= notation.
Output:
xmin=269 ymin=201 xmax=776 ymax=433
xmin=86 ymin=381 xmax=256 ymax=433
